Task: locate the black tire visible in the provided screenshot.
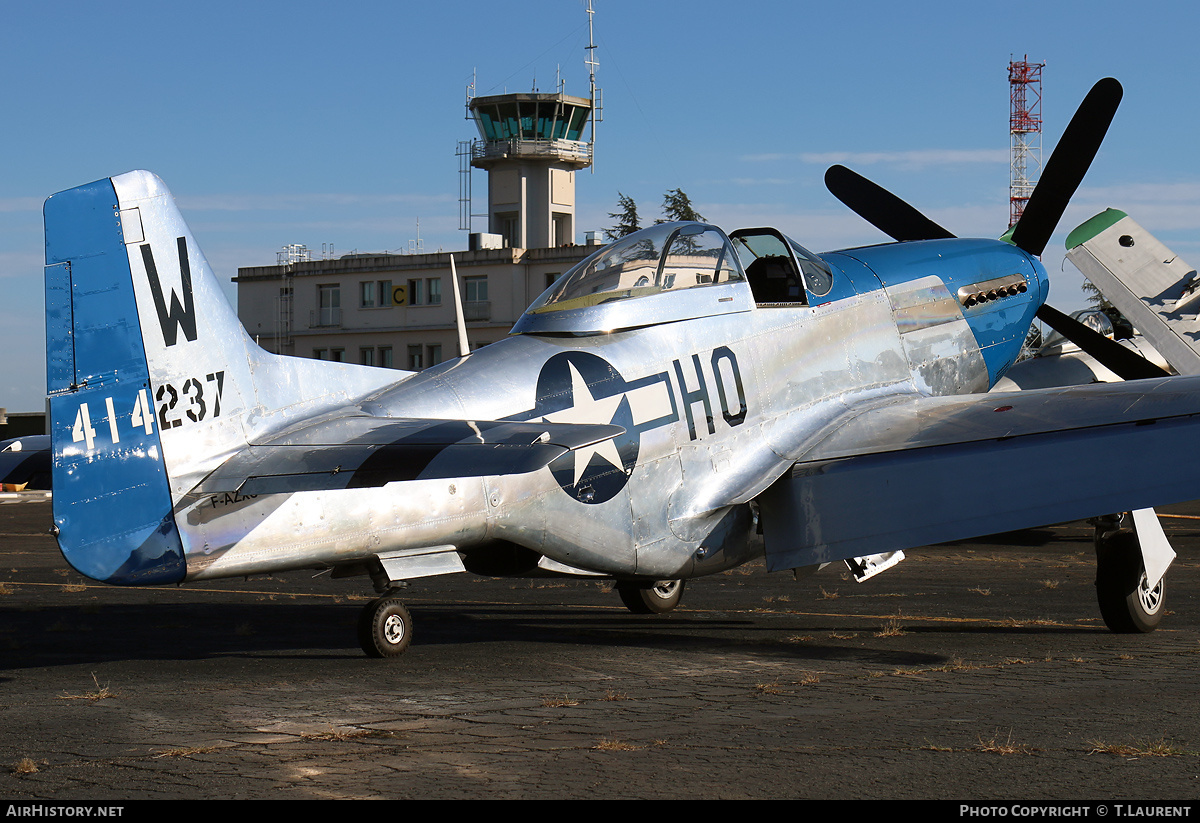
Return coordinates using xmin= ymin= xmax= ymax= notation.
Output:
xmin=358 ymin=596 xmax=414 ymax=657
xmin=616 ymin=579 xmax=684 ymax=614
xmin=1095 ymin=530 xmax=1165 ymax=634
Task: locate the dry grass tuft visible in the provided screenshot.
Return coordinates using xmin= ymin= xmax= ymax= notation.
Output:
xmin=11 ymin=758 xmax=39 ymax=774
xmin=1088 ymin=739 xmax=1186 ymax=758
xmin=875 ymin=613 xmax=906 ymax=637
xmin=58 ymin=672 xmax=115 ymax=701
xmin=594 ymin=737 xmax=641 ymax=751
xmin=1002 ymin=617 xmax=1063 ymax=628
xmin=155 ymin=745 xmax=221 ymax=758
xmin=300 ymin=728 xmax=376 ymax=742
xmin=976 ymin=730 xmax=1040 ymax=755
xmin=542 ymin=695 xmax=579 ymax=708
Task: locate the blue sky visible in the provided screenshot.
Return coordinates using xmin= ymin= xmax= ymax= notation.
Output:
xmin=3 ymin=0 xmax=1199 ymax=411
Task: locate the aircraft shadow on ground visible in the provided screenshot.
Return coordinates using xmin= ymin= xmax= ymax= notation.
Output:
xmin=0 ymin=597 xmax=1104 ymax=669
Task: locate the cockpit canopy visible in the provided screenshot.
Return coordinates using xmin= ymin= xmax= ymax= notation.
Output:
xmin=729 ymin=227 xmax=834 ymax=301
xmin=511 ymin=222 xmax=755 ymax=335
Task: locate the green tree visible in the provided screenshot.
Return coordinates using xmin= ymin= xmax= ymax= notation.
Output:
xmin=605 ymin=192 xmax=641 ymax=240
xmin=657 ymin=188 xmax=705 ymax=223
xmin=1082 ymin=278 xmax=1114 ymax=312
xmin=1081 ymin=279 xmax=1135 ymax=339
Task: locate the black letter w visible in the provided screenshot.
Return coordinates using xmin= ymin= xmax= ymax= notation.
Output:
xmin=142 ymin=237 xmax=197 ymax=347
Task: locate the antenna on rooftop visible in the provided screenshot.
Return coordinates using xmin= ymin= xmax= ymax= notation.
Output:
xmin=409 ymin=218 xmax=423 ymax=254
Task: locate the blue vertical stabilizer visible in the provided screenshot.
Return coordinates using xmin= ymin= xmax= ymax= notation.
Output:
xmin=44 ymin=177 xmax=185 ymax=584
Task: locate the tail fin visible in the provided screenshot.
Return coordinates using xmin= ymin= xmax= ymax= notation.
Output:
xmin=45 ymin=171 xmax=396 ymax=584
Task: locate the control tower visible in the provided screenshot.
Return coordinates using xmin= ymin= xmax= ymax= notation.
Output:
xmin=466 ymin=92 xmax=594 ymax=249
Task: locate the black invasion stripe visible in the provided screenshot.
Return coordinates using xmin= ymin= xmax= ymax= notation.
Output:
xmin=346 ymin=443 xmax=445 ymax=488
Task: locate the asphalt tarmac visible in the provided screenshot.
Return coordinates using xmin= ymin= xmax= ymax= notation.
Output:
xmin=1 ymin=496 xmax=1198 ymax=800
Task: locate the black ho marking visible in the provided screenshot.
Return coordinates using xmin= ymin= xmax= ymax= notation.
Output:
xmin=142 ymin=237 xmax=197 ymax=347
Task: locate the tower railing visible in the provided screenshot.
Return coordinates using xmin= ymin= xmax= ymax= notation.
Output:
xmin=471 ymin=138 xmax=592 ymax=165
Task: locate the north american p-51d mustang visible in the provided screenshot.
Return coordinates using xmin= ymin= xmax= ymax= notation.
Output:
xmin=44 ymin=78 xmax=1200 ymax=656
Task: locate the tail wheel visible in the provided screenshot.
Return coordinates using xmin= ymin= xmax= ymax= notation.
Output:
xmin=358 ymin=595 xmax=414 ymax=657
xmin=616 ymin=579 xmax=685 ymax=614
xmin=1095 ymin=528 xmax=1165 ymax=633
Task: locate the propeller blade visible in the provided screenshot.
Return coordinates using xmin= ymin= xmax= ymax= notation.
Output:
xmin=824 ymin=165 xmax=956 ymax=242
xmin=1010 ymin=78 xmax=1123 ymax=256
xmin=1036 ymin=304 xmax=1168 ymax=380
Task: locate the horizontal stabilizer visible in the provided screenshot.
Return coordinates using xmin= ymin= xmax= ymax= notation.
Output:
xmin=194 ymin=417 xmax=625 ymax=495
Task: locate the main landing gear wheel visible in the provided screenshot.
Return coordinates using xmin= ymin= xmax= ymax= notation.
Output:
xmin=1094 ymin=518 xmax=1165 ymax=634
xmin=616 ymin=579 xmax=685 ymax=614
xmin=358 ymin=593 xmax=414 ymax=657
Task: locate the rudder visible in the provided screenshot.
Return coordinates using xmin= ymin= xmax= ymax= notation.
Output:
xmin=45 ymin=175 xmax=184 ymax=584
xmin=45 ymin=171 xmax=404 ymax=584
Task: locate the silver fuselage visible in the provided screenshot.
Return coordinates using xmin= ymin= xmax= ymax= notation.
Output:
xmin=179 ymin=277 xmax=988 ymax=582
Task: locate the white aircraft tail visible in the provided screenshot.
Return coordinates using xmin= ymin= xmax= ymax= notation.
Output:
xmin=44 ymin=170 xmax=397 ymax=583
xmin=1066 ymin=209 xmax=1200 ymax=375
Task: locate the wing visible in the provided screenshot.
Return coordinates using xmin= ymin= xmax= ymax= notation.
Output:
xmin=193 ymin=415 xmax=624 ymax=496
xmin=758 ymin=375 xmax=1200 ymax=571
xmin=1065 ymin=209 xmax=1200 ymax=375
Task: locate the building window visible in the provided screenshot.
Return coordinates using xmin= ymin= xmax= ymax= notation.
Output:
xmin=498 ymin=212 xmax=519 ymax=248
xmin=330 ymin=348 xmax=345 ymax=362
xmin=464 ymin=276 xmax=488 ymax=303
xmin=545 ymin=272 xmax=560 ymax=290
xmin=360 ymin=347 xmax=375 ymax=366
xmin=378 ymin=280 xmax=393 ymax=307
xmin=427 ymin=277 xmax=441 ymax=305
xmin=313 ymin=348 xmax=327 ymax=360
xmin=317 ymin=284 xmax=340 ymax=326
xmin=427 ymin=344 xmax=442 ymax=366
xmin=379 ymin=346 xmax=393 ymax=368
xmin=359 ymin=281 xmax=375 ymax=308
xmin=408 ymin=345 xmax=423 ymax=370
xmin=407 ymin=278 xmax=425 ymax=305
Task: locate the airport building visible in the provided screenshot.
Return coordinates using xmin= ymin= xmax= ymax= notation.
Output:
xmin=234 ymin=91 xmax=601 ymax=367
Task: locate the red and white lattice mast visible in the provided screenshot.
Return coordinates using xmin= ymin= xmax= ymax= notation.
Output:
xmin=1009 ymin=56 xmax=1044 ymax=228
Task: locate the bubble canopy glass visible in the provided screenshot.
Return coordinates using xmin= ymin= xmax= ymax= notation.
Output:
xmin=512 ymin=222 xmax=754 ymax=335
